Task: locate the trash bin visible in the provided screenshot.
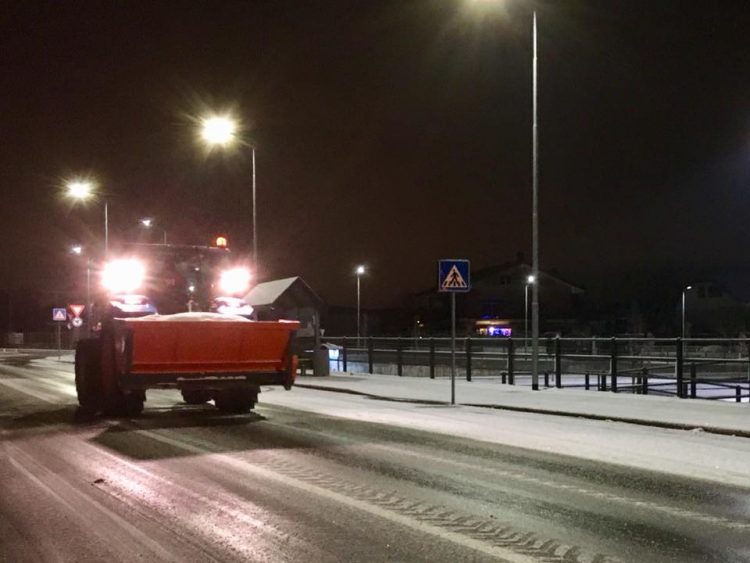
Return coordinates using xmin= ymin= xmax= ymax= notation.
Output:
xmin=313 ymin=343 xmax=339 ymax=377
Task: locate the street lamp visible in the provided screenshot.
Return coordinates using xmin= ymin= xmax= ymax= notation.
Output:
xmin=465 ymin=3 xmax=541 ymax=389
xmin=525 ymin=274 xmax=535 ymax=353
xmin=356 ymin=265 xmax=366 ymax=343
xmin=140 ymin=218 xmax=167 ymax=244
xmin=65 ymin=178 xmax=108 ymax=257
xmin=682 ymin=285 xmax=693 ymax=341
xmin=199 ymin=114 xmax=258 ymax=271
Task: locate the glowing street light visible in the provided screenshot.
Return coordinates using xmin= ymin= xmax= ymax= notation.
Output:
xmin=356 ymin=265 xmax=366 ymax=342
xmin=525 ymin=274 xmax=535 ymax=352
xmin=139 ymin=217 xmax=167 ymax=244
xmin=65 ymin=178 xmax=109 ymax=256
xmin=65 ymin=180 xmax=94 ymax=201
xmin=682 ymin=285 xmax=693 ymax=340
xmin=199 ymin=113 xmax=258 ymax=271
xmin=200 ymin=115 xmax=237 ymax=146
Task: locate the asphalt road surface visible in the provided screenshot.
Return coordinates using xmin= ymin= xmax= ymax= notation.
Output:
xmin=2 ymin=358 xmax=750 ymax=562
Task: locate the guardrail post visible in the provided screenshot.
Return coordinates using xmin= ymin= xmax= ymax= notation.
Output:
xmin=466 ymin=337 xmax=472 ymax=382
xmin=554 ymin=336 xmax=562 ymax=388
xmin=368 ymin=337 xmax=374 ymax=374
xmin=676 ymin=338 xmax=684 ymax=398
xmin=610 ymin=337 xmax=618 ymax=393
xmin=396 ymin=338 xmax=403 ymax=376
xmin=429 ymin=338 xmax=435 ymax=379
xmin=690 ymin=363 xmax=697 ymax=399
xmin=507 ymin=338 xmax=514 ymax=385
xmin=342 ymin=337 xmax=348 ymax=372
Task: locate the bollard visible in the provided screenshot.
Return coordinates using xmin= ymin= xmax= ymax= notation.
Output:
xmin=610 ymin=337 xmax=618 ymax=393
xmin=585 ymin=373 xmax=590 ymax=391
xmin=342 ymin=337 xmax=348 ymax=372
xmin=466 ymin=337 xmax=472 ymax=382
xmin=555 ymin=370 xmax=561 ymax=389
xmin=396 ymin=338 xmax=403 ymax=377
xmin=429 ymin=338 xmax=435 ymax=379
xmin=737 ymin=386 xmax=742 ymax=403
xmin=643 ymin=373 xmax=649 ymax=395
xmin=554 ymin=337 xmax=562 ymax=388
xmin=600 ymin=374 xmax=607 ymax=392
xmin=676 ymin=338 xmax=684 ymax=398
xmin=544 ymin=371 xmax=549 ymax=388
xmin=690 ymin=363 xmax=697 ymax=399
xmin=507 ymin=338 xmax=515 ymax=385
xmin=502 ymin=372 xmax=507 ymax=384
xmin=368 ymin=337 xmax=374 ymax=374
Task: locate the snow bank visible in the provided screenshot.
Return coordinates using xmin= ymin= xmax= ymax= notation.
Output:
xmin=123 ymin=312 xmax=251 ymax=322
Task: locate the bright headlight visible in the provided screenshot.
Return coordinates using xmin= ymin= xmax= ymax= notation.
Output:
xmin=101 ymin=259 xmax=146 ymax=294
xmin=219 ymin=267 xmax=251 ymax=295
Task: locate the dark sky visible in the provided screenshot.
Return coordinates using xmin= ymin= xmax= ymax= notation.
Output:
xmin=1 ymin=0 xmax=748 ymax=308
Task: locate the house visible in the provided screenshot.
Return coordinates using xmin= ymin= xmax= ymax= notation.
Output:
xmin=415 ymin=260 xmax=586 ymax=336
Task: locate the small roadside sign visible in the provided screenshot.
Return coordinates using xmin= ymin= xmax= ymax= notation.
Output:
xmin=438 ymin=259 xmax=471 ymax=293
xmin=52 ymin=308 xmax=67 ymax=322
xmin=69 ymin=304 xmax=85 ymax=317
xmin=71 ymin=317 xmax=84 ymax=328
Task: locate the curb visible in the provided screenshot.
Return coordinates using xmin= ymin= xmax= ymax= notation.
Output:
xmin=295 ymin=383 xmax=750 ymax=440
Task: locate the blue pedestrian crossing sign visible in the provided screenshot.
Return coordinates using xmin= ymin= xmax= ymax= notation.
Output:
xmin=438 ymin=259 xmax=471 ymax=293
xmin=52 ymin=308 xmax=67 ymax=322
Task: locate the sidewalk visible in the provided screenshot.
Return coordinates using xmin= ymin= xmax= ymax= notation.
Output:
xmin=296 ymin=372 xmax=750 ymax=438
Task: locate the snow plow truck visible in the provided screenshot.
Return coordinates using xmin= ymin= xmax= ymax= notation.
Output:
xmin=74 ymin=242 xmax=299 ymax=416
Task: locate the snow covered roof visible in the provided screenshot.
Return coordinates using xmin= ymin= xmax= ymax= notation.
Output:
xmin=244 ymin=276 xmax=324 ymax=309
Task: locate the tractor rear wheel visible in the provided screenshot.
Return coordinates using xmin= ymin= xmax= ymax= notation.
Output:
xmin=181 ymin=389 xmax=212 ymax=405
xmin=214 ymin=389 xmax=256 ymax=414
xmin=75 ymin=338 xmax=104 ymax=413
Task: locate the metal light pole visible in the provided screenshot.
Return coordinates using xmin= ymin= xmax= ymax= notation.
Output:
xmin=682 ymin=285 xmax=692 ymax=341
xmin=252 ymin=147 xmax=257 ymax=271
xmin=356 ymin=265 xmax=365 ymax=343
xmin=104 ymin=200 xmax=109 ymax=257
xmin=525 ymin=274 xmax=535 ymax=354
xmin=199 ymin=115 xmax=258 ymax=271
xmin=531 ymin=11 xmax=541 ymax=391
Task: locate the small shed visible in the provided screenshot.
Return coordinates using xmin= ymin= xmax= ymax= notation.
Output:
xmin=243 ymin=277 xmax=325 ymax=338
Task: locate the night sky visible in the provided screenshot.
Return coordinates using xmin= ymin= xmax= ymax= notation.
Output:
xmin=1 ymin=0 xmax=748 ymax=309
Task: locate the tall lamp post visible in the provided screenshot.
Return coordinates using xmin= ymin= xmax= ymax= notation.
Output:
xmin=355 ymin=265 xmax=365 ymax=343
xmin=140 ymin=218 xmax=167 ymax=244
xmin=682 ymin=285 xmax=692 ymax=341
xmin=530 ymin=11 xmax=541 ymax=391
xmin=199 ymin=114 xmax=258 ymax=271
xmin=65 ymin=179 xmax=108 ymax=257
xmin=525 ymin=274 xmax=535 ymax=353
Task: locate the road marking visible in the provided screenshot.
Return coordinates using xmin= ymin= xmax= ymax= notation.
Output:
xmin=135 ymin=427 xmax=608 ymax=562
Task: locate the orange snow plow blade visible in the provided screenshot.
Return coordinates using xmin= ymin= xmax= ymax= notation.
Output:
xmin=124 ymin=319 xmax=299 ymax=374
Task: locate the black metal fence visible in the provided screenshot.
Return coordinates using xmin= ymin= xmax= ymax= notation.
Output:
xmin=324 ymin=336 xmax=750 ymax=403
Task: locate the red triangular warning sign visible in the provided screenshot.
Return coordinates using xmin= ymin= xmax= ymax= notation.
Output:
xmin=69 ymin=304 xmax=85 ymax=317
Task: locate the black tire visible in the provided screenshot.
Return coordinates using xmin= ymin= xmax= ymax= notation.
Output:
xmin=181 ymin=389 xmax=212 ymax=405
xmin=75 ymin=338 xmax=104 ymax=412
xmin=214 ymin=389 xmax=256 ymax=414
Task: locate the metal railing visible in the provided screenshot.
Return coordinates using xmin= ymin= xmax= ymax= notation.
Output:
xmin=324 ymin=336 xmax=750 ymax=403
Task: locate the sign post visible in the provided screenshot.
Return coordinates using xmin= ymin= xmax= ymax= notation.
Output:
xmin=52 ymin=308 xmax=66 ymax=359
xmin=438 ymin=259 xmax=471 ymax=405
